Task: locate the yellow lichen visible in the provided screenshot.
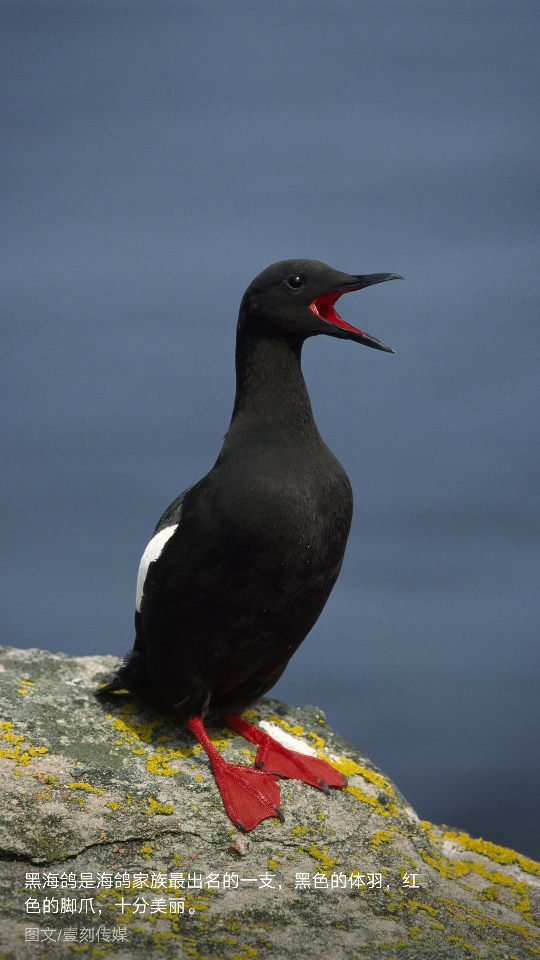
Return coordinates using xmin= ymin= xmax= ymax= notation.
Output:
xmin=231 ymin=947 xmax=258 ymax=959
xmin=109 ymin=709 xmax=164 ymax=745
xmin=336 ymin=755 xmax=396 ymax=793
xmin=370 ymin=829 xmax=398 ymax=847
xmin=441 ymin=829 xmax=540 ymax=880
xmin=0 ymin=735 xmax=49 ymax=766
xmin=146 ymin=744 xmax=201 ymax=776
xmin=68 ymin=783 xmax=105 ymax=794
xmin=446 ymin=935 xmax=480 ymax=954
xmin=421 ymin=847 xmax=538 ymax=927
xmin=345 ymin=784 xmax=392 ymax=816
xmin=152 ymin=932 xmax=177 ymax=948
xmin=478 ymin=884 xmax=499 ymax=902
xmin=146 ymin=797 xmax=174 ymax=815
xmin=306 ymin=844 xmax=339 ymax=870
xmin=34 ymin=773 xmax=58 ymax=784
xmin=407 ymin=901 xmax=437 ymax=916
xmin=265 ymin=716 xmax=304 ymax=737
xmin=307 ymin=731 xmax=326 ymax=750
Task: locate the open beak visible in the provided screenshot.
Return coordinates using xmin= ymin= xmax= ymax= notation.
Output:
xmin=310 ymin=273 xmax=402 ymax=353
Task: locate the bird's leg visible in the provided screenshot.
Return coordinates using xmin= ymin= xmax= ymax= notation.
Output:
xmin=221 ymin=714 xmax=347 ymax=794
xmin=187 ymin=718 xmax=284 ymax=832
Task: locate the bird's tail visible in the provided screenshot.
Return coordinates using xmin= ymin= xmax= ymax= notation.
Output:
xmin=95 ymin=630 xmax=147 ymax=700
xmin=95 ymin=674 xmax=127 ymax=697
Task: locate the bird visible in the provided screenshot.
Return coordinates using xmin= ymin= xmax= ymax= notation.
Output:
xmin=98 ymin=259 xmax=401 ymax=831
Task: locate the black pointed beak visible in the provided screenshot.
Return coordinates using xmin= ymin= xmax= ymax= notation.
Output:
xmin=345 ymin=328 xmax=396 ymax=352
xmin=338 ymin=273 xmax=403 ymax=292
xmin=310 ymin=273 xmax=402 ymax=353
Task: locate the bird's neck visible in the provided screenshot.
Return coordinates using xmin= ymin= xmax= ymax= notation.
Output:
xmin=228 ymin=331 xmax=318 ymax=439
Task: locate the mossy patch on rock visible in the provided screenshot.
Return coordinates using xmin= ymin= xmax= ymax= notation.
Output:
xmin=0 ymin=645 xmax=538 ymax=959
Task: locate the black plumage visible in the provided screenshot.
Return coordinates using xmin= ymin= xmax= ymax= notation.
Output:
xmin=100 ymin=259 xmax=400 ymax=830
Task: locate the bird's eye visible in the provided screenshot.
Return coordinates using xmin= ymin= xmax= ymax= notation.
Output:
xmin=286 ymin=275 xmax=305 ymax=289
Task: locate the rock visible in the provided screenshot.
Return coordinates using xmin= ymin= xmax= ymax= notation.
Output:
xmin=0 ymin=644 xmax=538 ymax=958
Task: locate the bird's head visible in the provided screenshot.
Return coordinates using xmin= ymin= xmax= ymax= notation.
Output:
xmin=240 ymin=259 xmax=402 ymax=353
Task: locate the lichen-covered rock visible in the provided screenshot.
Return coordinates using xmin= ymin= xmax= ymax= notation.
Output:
xmin=0 ymin=644 xmax=538 ymax=958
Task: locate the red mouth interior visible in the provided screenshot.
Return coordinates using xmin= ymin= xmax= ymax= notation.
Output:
xmin=309 ymin=291 xmax=368 ymax=336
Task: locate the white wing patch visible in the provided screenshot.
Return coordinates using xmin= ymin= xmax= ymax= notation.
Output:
xmin=259 ymin=721 xmax=318 ymax=757
xmin=136 ymin=525 xmax=178 ymax=612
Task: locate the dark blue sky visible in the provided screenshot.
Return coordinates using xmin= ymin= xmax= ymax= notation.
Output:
xmin=2 ymin=0 xmax=539 ymax=858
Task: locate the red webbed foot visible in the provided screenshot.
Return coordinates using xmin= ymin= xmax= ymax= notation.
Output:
xmin=187 ymin=718 xmax=283 ymax=832
xmin=221 ymin=714 xmax=347 ymax=794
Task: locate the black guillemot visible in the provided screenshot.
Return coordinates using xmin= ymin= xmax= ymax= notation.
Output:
xmin=99 ymin=259 xmax=401 ymax=831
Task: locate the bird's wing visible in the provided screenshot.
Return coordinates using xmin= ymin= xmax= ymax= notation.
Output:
xmin=135 ymin=484 xmax=194 ymax=613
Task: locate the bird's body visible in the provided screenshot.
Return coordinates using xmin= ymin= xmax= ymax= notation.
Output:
xmin=100 ymin=259 xmax=400 ymax=830
xmin=129 ymin=343 xmax=352 ymax=719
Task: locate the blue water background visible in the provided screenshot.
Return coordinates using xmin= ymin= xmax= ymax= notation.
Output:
xmin=2 ymin=1 xmax=538 ymax=858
